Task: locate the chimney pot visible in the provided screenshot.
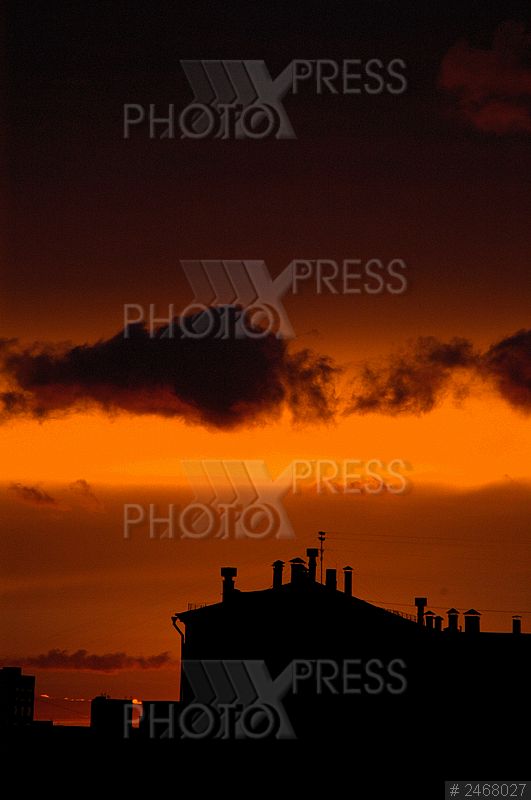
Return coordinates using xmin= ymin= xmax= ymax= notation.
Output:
xmin=220 ymin=567 xmax=237 ymax=601
xmin=306 ymin=549 xmax=319 ymax=582
xmin=325 ymin=568 xmax=337 ymax=591
xmin=512 ymin=615 xmax=522 ymax=635
xmin=343 ymin=566 xmax=353 ymax=597
xmin=415 ymin=597 xmax=428 ymax=626
xmin=446 ymin=607 xmax=459 ymax=633
xmin=425 ymin=610 xmax=435 ymax=631
xmin=463 ymin=609 xmax=481 ymax=635
xmin=272 ymin=560 xmax=284 ymax=589
xmin=289 ymin=557 xmax=306 ymax=586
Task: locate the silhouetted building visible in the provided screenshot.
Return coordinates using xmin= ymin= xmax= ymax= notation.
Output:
xmin=174 ymin=561 xmax=429 ymax=682
xmin=171 ymin=557 xmax=530 ymax=751
xmin=90 ymin=695 xmax=133 ymax=738
xmin=0 ymin=667 xmax=35 ymax=728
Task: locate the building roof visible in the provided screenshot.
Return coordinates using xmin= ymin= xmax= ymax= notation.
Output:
xmin=176 ymin=578 xmax=419 ymax=634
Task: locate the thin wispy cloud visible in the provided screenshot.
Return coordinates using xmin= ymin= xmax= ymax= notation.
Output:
xmin=8 ymin=482 xmax=63 ymax=509
xmin=0 ymin=649 xmax=175 ymax=672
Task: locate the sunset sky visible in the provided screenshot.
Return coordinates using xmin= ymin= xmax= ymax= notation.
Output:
xmin=2 ymin=2 xmax=531 ymax=724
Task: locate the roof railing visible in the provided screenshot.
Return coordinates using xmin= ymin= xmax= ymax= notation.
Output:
xmin=386 ymin=608 xmax=417 ymax=623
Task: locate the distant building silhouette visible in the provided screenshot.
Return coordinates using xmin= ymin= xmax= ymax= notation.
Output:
xmin=90 ymin=695 xmax=133 ymax=738
xmin=0 ymin=667 xmax=35 ymax=728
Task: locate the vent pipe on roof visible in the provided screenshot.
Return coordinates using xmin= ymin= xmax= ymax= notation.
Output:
xmin=343 ymin=566 xmax=353 ymax=597
xmin=415 ymin=597 xmax=428 ymax=626
xmin=272 ymin=560 xmax=284 ymax=589
xmin=325 ymin=568 xmax=337 ymax=591
xmin=464 ymin=609 xmax=481 ymax=635
xmin=447 ymin=608 xmax=459 ymax=632
xmin=290 ymin=558 xmax=306 ymax=586
xmin=220 ymin=567 xmax=237 ymax=602
xmin=306 ymin=549 xmax=319 ymax=582
xmin=512 ymin=615 xmax=522 ymax=635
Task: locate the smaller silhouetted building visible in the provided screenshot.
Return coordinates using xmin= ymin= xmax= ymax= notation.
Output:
xmin=90 ymin=695 xmax=134 ymax=738
xmin=0 ymin=667 xmax=35 ymax=727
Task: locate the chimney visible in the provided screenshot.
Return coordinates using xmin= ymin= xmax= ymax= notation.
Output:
xmin=306 ymin=549 xmax=319 ymax=582
xmin=343 ymin=566 xmax=353 ymax=597
xmin=447 ymin=608 xmax=459 ymax=633
xmin=415 ymin=597 xmax=428 ymax=626
xmin=464 ymin=609 xmax=481 ymax=634
xmin=289 ymin=557 xmax=306 ymax=585
xmin=512 ymin=615 xmax=522 ymax=635
xmin=325 ymin=568 xmax=337 ymax=591
xmin=220 ymin=567 xmax=237 ymax=602
xmin=425 ymin=610 xmax=435 ymax=631
xmin=434 ymin=615 xmax=443 ymax=632
xmin=272 ymin=560 xmax=284 ymax=589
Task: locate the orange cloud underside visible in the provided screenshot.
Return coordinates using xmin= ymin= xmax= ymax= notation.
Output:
xmin=1 ymin=394 xmax=530 ymax=487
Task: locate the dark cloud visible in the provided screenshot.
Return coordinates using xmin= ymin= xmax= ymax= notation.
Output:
xmin=0 ymin=312 xmax=339 ymax=429
xmin=8 ymin=482 xmax=62 ymax=509
xmin=2 ymin=319 xmax=530 ymax=424
xmin=282 ymin=348 xmax=338 ymax=423
xmin=482 ymin=329 xmax=531 ymax=411
xmin=348 ymin=329 xmax=531 ymax=417
xmin=0 ymin=649 xmax=174 ymax=672
xmin=348 ymin=337 xmax=477 ymax=415
xmin=439 ymin=21 xmax=531 ymax=133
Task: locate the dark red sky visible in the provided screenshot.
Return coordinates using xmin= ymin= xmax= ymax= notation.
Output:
xmin=4 ymin=1 xmax=531 ymax=343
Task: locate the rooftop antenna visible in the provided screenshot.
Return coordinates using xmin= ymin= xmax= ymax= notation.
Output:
xmin=318 ymin=531 xmax=326 ymax=584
